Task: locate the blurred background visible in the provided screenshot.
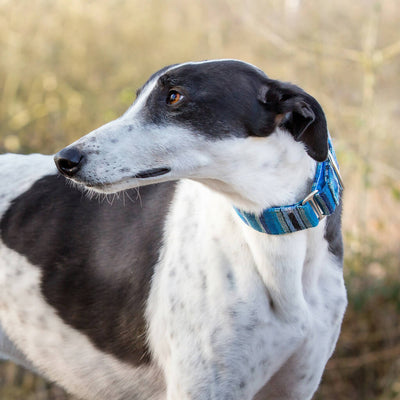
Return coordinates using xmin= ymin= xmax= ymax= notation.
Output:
xmin=0 ymin=0 xmax=399 ymax=398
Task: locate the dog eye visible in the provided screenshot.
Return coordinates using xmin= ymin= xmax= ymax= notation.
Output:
xmin=166 ymin=90 xmax=183 ymax=105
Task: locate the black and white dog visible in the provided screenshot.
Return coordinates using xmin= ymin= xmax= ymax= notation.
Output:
xmin=0 ymin=60 xmax=346 ymax=400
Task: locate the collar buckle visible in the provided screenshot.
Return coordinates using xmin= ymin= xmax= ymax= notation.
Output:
xmin=302 ymin=190 xmax=326 ymax=221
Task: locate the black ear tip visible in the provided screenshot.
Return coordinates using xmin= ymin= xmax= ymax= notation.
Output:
xmin=308 ymin=147 xmax=328 ymax=162
xmin=302 ymin=129 xmax=329 ymax=161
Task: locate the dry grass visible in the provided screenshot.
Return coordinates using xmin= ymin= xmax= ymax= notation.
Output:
xmin=1 ymin=0 xmax=400 ymax=398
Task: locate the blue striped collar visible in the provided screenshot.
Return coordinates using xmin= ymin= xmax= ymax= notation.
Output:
xmin=234 ymin=137 xmax=344 ymax=235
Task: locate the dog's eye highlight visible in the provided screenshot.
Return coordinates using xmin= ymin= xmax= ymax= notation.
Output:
xmin=166 ymin=90 xmax=183 ymax=105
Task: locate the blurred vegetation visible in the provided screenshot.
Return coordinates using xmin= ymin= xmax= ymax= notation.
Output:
xmin=0 ymin=0 xmax=400 ymax=399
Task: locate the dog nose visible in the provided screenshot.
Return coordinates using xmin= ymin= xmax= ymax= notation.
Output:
xmin=54 ymin=147 xmax=84 ymax=177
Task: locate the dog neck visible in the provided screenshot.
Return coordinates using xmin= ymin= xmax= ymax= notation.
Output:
xmin=196 ymin=130 xmax=316 ymax=215
xmin=234 ymin=138 xmax=342 ymax=235
xmin=195 ymin=130 xmax=342 ymax=236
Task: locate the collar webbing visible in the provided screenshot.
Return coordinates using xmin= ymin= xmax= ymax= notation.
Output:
xmin=234 ymin=137 xmax=344 ymax=235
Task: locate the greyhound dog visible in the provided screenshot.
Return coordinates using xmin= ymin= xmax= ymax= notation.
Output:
xmin=0 ymin=59 xmax=346 ymax=400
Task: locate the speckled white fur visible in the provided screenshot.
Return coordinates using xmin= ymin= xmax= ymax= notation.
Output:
xmin=0 ymin=246 xmax=164 ymax=400
xmin=147 ymin=181 xmax=346 ymax=400
xmin=0 ymin=60 xmax=347 ymax=400
xmin=62 ymin=68 xmax=346 ymax=398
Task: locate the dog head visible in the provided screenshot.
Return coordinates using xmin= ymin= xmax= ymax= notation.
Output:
xmin=54 ymin=60 xmax=328 ymax=209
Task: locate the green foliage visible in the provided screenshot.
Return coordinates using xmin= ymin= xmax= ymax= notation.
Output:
xmin=392 ymin=186 xmax=400 ymax=202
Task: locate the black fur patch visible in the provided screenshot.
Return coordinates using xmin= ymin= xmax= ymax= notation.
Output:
xmin=324 ymin=198 xmax=344 ymax=262
xmin=135 ymin=60 xmax=328 ymax=162
xmin=138 ymin=60 xmax=271 ymax=139
xmin=1 ymin=174 xmax=176 ymax=365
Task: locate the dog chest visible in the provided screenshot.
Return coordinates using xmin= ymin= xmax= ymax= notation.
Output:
xmin=146 ymin=181 xmax=305 ymax=399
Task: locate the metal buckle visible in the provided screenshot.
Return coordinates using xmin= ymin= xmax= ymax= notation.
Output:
xmin=328 ymin=151 xmax=344 ymax=189
xmin=302 ymin=190 xmax=326 ymax=221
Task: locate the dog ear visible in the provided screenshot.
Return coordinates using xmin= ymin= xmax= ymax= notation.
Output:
xmin=256 ymin=83 xmax=328 ymax=162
